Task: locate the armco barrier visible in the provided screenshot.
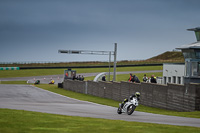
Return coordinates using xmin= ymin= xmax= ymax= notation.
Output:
xmin=63 ymin=80 xmax=200 ymax=111
xmin=0 ymin=67 xmax=20 ymax=70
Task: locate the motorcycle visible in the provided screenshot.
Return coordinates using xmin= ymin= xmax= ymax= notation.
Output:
xmin=117 ymin=97 xmax=139 ymax=115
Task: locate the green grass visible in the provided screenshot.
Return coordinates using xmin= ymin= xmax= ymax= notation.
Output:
xmin=0 ymin=109 xmax=200 ymax=133
xmin=0 ymin=66 xmax=162 ymax=78
xmin=0 ymin=81 xmax=30 ymax=84
xmin=85 ymin=72 xmax=163 ymax=82
xmin=36 ymin=84 xmax=200 ymax=118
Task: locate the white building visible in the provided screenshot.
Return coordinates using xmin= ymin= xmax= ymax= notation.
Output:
xmin=162 ymin=63 xmax=185 ymax=85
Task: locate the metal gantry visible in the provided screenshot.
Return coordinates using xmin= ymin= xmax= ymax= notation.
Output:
xmin=58 ymin=43 xmax=117 ymax=81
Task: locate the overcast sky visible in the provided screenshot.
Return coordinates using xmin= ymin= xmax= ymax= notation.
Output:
xmin=0 ymin=0 xmax=200 ymax=63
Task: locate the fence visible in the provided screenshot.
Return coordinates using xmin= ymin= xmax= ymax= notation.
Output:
xmin=63 ymin=80 xmax=200 ymax=111
xmin=0 ymin=67 xmax=20 ymax=70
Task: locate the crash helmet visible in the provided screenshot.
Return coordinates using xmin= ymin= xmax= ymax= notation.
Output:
xmin=135 ymin=92 xmax=140 ymax=97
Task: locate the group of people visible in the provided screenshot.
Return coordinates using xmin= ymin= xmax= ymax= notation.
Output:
xmin=143 ymin=74 xmax=157 ymax=83
xmin=73 ymin=75 xmax=84 ymax=81
xmin=128 ymin=73 xmax=157 ymax=83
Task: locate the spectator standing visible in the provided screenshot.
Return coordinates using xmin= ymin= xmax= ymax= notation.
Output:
xmin=81 ymin=75 xmax=84 ymax=81
xmin=133 ymin=75 xmax=140 ymax=83
xmin=143 ymin=74 xmax=148 ymax=82
xmin=72 ymin=75 xmax=76 ymax=80
xmin=78 ymin=75 xmax=81 ymax=81
xmin=150 ymin=75 xmax=157 ymax=83
xmin=102 ymin=75 xmax=106 ymax=81
xmin=130 ymin=76 xmax=134 ymax=82
xmin=128 ymin=73 xmax=132 ymax=82
xmin=131 ymin=75 xmax=140 ymax=83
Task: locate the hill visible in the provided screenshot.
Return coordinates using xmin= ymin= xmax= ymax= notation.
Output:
xmin=146 ymin=51 xmax=184 ymax=61
xmin=116 ymin=51 xmax=184 ymax=66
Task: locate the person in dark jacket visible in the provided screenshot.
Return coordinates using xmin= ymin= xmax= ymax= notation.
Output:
xmin=102 ymin=75 xmax=106 ymax=81
xmin=150 ymin=75 xmax=157 ymax=83
xmin=131 ymin=75 xmax=140 ymax=83
xmin=78 ymin=75 xmax=81 ymax=81
xmin=81 ymin=75 xmax=84 ymax=81
xmin=128 ymin=73 xmax=132 ymax=82
xmin=130 ymin=76 xmax=134 ymax=82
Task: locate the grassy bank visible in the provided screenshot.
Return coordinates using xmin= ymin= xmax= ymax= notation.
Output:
xmin=0 ymin=108 xmax=199 ymax=133
xmin=0 ymin=81 xmax=29 ymax=84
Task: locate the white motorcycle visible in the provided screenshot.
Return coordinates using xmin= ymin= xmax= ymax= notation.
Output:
xmin=117 ymin=97 xmax=139 ymax=115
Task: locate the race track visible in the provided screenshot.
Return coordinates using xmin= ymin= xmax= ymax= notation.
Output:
xmin=0 ymin=84 xmax=200 ymax=127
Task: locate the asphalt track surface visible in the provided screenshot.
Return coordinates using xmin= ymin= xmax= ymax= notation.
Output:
xmin=0 ymin=84 xmax=200 ymax=127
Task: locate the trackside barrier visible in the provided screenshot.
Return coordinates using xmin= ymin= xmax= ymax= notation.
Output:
xmin=0 ymin=67 xmax=20 ymax=70
xmin=63 ymin=80 xmax=200 ymax=112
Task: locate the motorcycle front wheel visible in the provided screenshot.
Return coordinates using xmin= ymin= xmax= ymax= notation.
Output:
xmin=117 ymin=107 xmax=122 ymax=114
xmin=127 ymin=105 xmax=136 ymax=115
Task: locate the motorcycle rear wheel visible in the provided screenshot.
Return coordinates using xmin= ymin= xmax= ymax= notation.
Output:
xmin=127 ymin=105 xmax=136 ymax=115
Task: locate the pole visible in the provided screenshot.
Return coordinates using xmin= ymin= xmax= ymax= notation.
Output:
xmin=113 ymin=43 xmax=117 ymax=81
xmin=108 ymin=51 xmax=111 ymax=81
xmin=58 ymin=44 xmax=117 ymax=81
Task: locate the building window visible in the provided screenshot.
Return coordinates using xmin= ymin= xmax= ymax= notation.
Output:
xmin=191 ymin=62 xmax=198 ymax=76
xmin=178 ymin=77 xmax=181 ymax=84
xmin=198 ymin=62 xmax=200 ymax=76
xmin=195 ymin=31 xmax=200 ymax=42
xmin=183 ymin=51 xmax=196 ymax=58
xmin=173 ymin=76 xmax=176 ymax=83
xmin=164 ymin=77 xmax=167 ymax=84
xmin=168 ymin=77 xmax=171 ymax=83
xmin=185 ymin=61 xmax=190 ymax=77
xmin=196 ymin=51 xmax=200 ymax=59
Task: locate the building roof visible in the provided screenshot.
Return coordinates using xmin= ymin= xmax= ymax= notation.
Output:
xmin=176 ymin=41 xmax=200 ymax=50
xmin=187 ymin=27 xmax=200 ymax=31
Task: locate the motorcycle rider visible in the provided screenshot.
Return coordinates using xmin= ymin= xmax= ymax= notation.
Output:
xmin=121 ymin=92 xmax=140 ymax=108
xmin=49 ymin=79 xmax=55 ymax=84
xmin=34 ymin=80 xmax=40 ymax=85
